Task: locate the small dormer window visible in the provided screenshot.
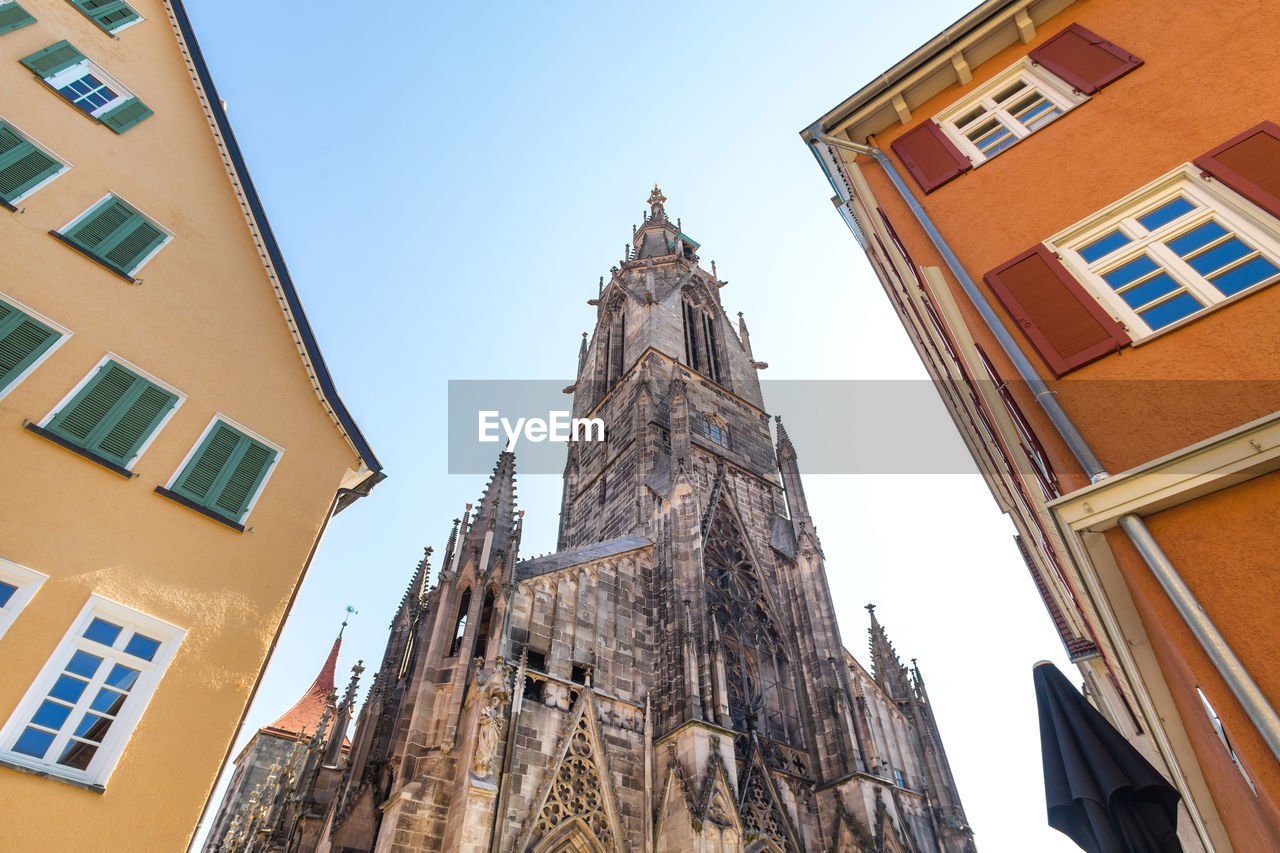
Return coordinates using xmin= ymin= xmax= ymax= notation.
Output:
xmin=702 ymin=414 xmax=729 ymax=449
xmin=668 ymin=232 xmax=701 ymax=260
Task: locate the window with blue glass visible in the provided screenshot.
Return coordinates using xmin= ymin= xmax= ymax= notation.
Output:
xmin=1054 ymin=167 xmax=1280 ymax=336
xmin=701 ymin=413 xmax=730 ymax=449
xmin=18 ymin=42 xmax=152 ymax=133
xmin=0 ymin=596 xmax=181 ymax=786
xmin=0 ymin=557 xmax=46 ymax=640
xmin=937 ymin=59 xmax=1086 ymax=167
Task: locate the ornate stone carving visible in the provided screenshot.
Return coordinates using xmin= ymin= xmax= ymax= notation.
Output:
xmin=472 ymin=662 xmax=511 ymax=777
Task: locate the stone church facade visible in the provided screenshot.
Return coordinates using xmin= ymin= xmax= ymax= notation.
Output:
xmin=217 ymin=189 xmax=977 ymax=852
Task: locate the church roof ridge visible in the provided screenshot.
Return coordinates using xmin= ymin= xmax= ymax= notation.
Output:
xmin=515 ymin=535 xmax=652 ymax=580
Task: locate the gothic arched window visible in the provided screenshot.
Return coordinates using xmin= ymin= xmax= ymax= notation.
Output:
xmin=682 ymin=294 xmax=724 ymax=383
xmin=702 ymin=413 xmax=730 ymax=449
xmin=449 ymin=587 xmax=471 ymax=657
xmin=704 ymin=503 xmax=800 ymax=746
xmin=474 ymin=587 xmax=496 ymax=660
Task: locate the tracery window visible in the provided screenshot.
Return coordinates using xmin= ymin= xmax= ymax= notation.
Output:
xmin=703 ymin=503 xmax=800 ymax=745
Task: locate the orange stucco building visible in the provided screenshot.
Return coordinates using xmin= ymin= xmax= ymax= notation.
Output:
xmin=805 ymin=0 xmax=1280 ymax=849
xmin=0 ymin=1 xmax=381 ymax=849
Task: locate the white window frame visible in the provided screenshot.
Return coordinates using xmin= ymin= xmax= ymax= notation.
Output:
xmin=0 ymin=292 xmax=72 ymax=403
xmin=1048 ymin=165 xmax=1280 ymax=340
xmin=0 ymin=558 xmax=47 ymax=640
xmin=163 ymin=414 xmax=284 ymax=522
xmin=58 ymin=192 xmax=174 ymax=276
xmin=37 ymin=352 xmax=186 ymax=469
xmin=935 ymin=58 xmax=1087 ymax=167
xmin=0 ymin=114 xmax=72 ymax=205
xmin=44 ymin=60 xmax=134 ymax=120
xmin=0 ymin=595 xmax=184 ymax=788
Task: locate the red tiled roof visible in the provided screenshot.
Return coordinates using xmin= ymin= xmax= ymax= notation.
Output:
xmin=265 ymin=636 xmax=341 ymax=738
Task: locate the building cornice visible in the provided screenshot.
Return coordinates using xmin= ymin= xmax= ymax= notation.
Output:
xmin=802 ymin=0 xmax=1077 ymax=145
xmin=1051 ymin=410 xmax=1280 ymax=532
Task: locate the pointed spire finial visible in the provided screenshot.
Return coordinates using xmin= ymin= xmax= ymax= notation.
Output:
xmin=648 ymin=185 xmax=667 ymax=221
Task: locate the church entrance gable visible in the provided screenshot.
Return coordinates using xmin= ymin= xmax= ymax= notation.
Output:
xmin=517 ymin=691 xmax=624 ymax=853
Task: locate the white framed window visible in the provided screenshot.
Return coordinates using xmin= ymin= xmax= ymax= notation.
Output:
xmin=57 ymin=193 xmax=172 ymax=277
xmin=44 ymin=60 xmax=132 ymax=120
xmin=161 ymin=415 xmax=282 ymax=526
xmin=0 ymin=558 xmax=47 ymax=640
xmin=936 ymin=59 xmax=1086 ymax=166
xmin=0 ymin=293 xmax=71 ymax=402
xmin=36 ymin=353 xmax=184 ymax=471
xmin=0 ymin=595 xmax=183 ymax=788
xmin=0 ymin=116 xmax=71 ymax=205
xmin=1049 ymin=165 xmax=1280 ymax=337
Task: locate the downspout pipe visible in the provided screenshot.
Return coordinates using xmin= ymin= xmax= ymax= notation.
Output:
xmin=805 ymin=126 xmax=1106 ymax=481
xmin=1119 ymin=514 xmax=1280 ymax=762
xmin=804 ymin=126 xmax=1280 ymax=766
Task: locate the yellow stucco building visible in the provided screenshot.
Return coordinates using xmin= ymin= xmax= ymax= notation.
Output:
xmin=0 ymin=1 xmax=382 ymax=849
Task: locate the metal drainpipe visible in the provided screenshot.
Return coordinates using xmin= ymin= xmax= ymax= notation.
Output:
xmin=806 ymin=127 xmax=1106 ymax=481
xmin=805 ymin=126 xmax=1280 ymax=766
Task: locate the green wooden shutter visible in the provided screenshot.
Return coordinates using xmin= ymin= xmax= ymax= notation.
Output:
xmin=211 ymin=440 xmax=275 ymax=519
xmin=99 ymin=97 xmax=152 ymax=134
xmin=71 ymin=0 xmax=138 ymax=33
xmin=101 ymin=217 xmax=165 ymax=270
xmin=173 ymin=424 xmax=242 ymax=502
xmin=0 ymin=301 xmax=60 ymax=392
xmin=0 ymin=3 xmax=37 ymax=35
xmin=64 ymin=196 xmax=167 ymax=274
xmin=20 ymin=41 xmax=85 ymax=79
xmin=0 ymin=122 xmax=63 ymax=202
xmin=174 ymin=423 xmax=276 ymax=520
xmin=46 ymin=361 xmax=176 ymax=466
xmin=94 ymin=382 xmax=176 ymax=464
xmin=66 ymin=198 xmax=134 ymax=250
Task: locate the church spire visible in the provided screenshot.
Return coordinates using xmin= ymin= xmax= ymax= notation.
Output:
xmin=267 ymin=631 xmax=341 ymax=737
xmin=867 ymin=604 xmax=911 ymax=701
xmin=462 ymin=451 xmax=519 ymax=574
xmin=775 ymin=416 xmax=816 ymax=542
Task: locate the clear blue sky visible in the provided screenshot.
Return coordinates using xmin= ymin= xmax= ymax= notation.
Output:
xmin=186 ymin=2 xmax=1080 ymax=850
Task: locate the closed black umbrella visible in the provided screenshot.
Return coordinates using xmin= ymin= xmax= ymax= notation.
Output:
xmin=1034 ymin=661 xmax=1183 ymax=853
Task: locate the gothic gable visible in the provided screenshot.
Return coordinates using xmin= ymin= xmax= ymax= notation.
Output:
xmin=737 ymin=741 xmax=801 ymax=853
xmin=518 ymin=691 xmax=624 ymax=853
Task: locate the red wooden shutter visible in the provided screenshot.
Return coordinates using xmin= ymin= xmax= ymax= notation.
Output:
xmin=1028 ymin=23 xmax=1143 ymax=94
xmin=983 ymin=245 xmax=1129 ymax=376
xmin=1194 ymin=121 xmax=1280 ymax=221
xmin=890 ymin=121 xmax=971 ymax=193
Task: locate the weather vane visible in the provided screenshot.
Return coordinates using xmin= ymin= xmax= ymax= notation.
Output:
xmin=339 ymin=605 xmax=358 ymax=637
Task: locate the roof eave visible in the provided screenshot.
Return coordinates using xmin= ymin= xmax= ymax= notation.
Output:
xmin=802 ymin=0 xmax=1059 ymax=142
xmin=165 ymin=0 xmax=383 ymax=477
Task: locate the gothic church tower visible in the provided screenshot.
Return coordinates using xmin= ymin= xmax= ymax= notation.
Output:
xmin=260 ymin=189 xmax=976 ymax=852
